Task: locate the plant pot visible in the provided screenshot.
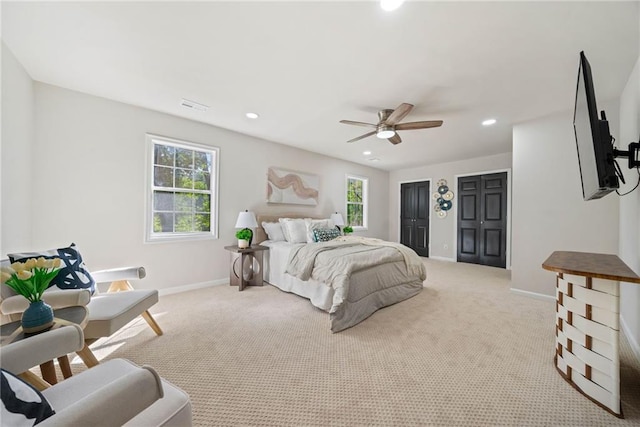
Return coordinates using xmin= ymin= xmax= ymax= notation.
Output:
xmin=21 ymin=300 xmax=54 ymax=334
xmin=238 ymin=239 xmax=249 ymax=249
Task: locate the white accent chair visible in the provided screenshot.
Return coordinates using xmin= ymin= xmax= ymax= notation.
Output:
xmin=1 ymin=325 xmax=192 ymax=426
xmin=1 ymin=261 xmax=163 ymax=369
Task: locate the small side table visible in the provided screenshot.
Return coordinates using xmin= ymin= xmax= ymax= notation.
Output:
xmin=224 ymin=245 xmax=269 ymax=291
xmin=0 ymin=306 xmax=99 ymax=389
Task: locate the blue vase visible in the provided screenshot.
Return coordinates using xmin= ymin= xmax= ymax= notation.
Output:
xmin=21 ymin=300 xmax=54 ymax=334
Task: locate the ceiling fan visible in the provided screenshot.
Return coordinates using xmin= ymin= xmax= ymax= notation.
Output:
xmin=340 ymin=103 xmax=443 ymax=145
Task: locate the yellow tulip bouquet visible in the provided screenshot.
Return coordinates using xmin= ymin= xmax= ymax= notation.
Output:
xmin=1 ymin=257 xmax=62 ymax=303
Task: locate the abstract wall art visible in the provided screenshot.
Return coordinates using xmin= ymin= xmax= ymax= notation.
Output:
xmin=267 ymin=167 xmax=319 ymax=206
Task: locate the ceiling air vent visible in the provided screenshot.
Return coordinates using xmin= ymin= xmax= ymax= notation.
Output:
xmin=180 ymin=99 xmax=209 ymax=112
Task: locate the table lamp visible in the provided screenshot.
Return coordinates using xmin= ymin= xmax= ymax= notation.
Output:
xmin=330 ymin=212 xmax=345 ymax=231
xmin=235 ymin=210 xmax=258 ymax=248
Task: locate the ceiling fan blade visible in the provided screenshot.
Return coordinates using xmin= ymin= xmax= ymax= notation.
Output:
xmin=347 ymin=130 xmax=376 ymax=143
xmin=395 ymin=120 xmax=443 ymax=131
xmin=388 ymin=134 xmax=402 ymax=145
xmin=385 ymin=103 xmax=414 ymax=125
xmin=339 ymin=120 xmax=377 ymax=128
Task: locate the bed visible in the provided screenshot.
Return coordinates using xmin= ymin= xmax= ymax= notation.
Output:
xmin=256 ymin=214 xmax=426 ymax=332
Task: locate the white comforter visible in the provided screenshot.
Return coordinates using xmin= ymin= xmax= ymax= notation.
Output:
xmin=285 ymin=236 xmax=426 ymax=314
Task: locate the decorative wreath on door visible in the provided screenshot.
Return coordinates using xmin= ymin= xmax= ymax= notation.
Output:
xmin=433 ymin=179 xmax=454 ymax=219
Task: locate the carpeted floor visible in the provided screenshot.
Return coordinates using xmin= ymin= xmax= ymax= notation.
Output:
xmin=74 ymin=259 xmax=640 ymax=426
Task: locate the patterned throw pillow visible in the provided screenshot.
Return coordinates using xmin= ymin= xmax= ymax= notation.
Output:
xmin=313 ymin=228 xmax=341 ymax=242
xmin=304 ymin=219 xmax=335 ymax=243
xmin=1 ymin=369 xmax=55 ymax=425
xmin=9 ymin=243 xmax=96 ymax=294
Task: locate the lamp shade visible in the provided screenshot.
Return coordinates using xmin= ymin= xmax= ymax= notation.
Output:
xmin=330 ymin=212 xmax=345 ymax=226
xmin=235 ymin=210 xmax=258 ymax=229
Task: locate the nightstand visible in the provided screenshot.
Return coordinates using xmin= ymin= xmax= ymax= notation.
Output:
xmin=223 ymin=245 xmax=269 ymax=291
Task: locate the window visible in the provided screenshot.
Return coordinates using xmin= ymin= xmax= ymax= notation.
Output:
xmin=146 ymin=134 xmax=219 ymax=242
xmin=346 ymin=175 xmax=368 ymax=229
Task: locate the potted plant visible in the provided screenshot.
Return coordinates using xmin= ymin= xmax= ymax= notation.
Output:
xmin=236 ymin=228 xmax=252 ymax=249
xmin=342 ymin=225 xmax=353 ymax=235
xmin=1 ymin=257 xmax=62 ymax=333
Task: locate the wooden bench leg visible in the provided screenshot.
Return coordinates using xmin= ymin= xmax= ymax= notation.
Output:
xmin=141 ymin=310 xmax=163 ymax=336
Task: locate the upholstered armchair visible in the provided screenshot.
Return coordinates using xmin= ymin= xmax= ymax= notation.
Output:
xmin=1 ymin=256 xmax=163 ymax=369
xmin=0 ymin=325 xmax=191 ymax=426
xmin=78 ymin=266 xmax=162 ymax=350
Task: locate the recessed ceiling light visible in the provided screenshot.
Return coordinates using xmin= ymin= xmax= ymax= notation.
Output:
xmin=380 ymin=0 xmax=405 ymax=12
xmin=482 ymin=119 xmax=497 ymax=126
xmin=363 ymin=151 xmax=372 ymax=156
xmin=246 ymin=112 xmax=259 ymax=119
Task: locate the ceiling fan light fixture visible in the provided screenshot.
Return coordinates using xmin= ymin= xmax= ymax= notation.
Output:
xmin=380 ymin=0 xmax=406 ymax=12
xmin=376 ymin=125 xmax=395 ymax=139
xmin=340 ymin=102 xmax=442 ymax=145
xmin=376 ymin=130 xmax=395 ymax=139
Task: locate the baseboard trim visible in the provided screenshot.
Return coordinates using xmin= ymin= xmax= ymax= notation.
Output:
xmin=429 ymin=256 xmax=455 ymax=262
xmin=159 ymin=278 xmax=228 ymax=296
xmin=620 ymin=314 xmax=640 ymax=362
xmin=510 ymin=287 xmax=555 ymax=302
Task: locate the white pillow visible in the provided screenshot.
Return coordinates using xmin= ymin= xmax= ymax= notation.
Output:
xmin=262 ymin=222 xmax=285 ymax=242
xmin=305 ymin=218 xmax=336 ymax=243
xmin=279 ymin=218 xmax=308 ymax=243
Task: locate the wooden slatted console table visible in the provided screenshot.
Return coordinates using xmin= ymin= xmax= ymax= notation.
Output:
xmin=542 ymin=251 xmax=640 ymax=417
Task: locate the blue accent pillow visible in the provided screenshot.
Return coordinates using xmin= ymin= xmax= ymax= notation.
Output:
xmin=9 ymin=243 xmax=96 ymax=294
xmin=1 ymin=369 xmax=55 ymax=425
xmin=313 ymin=228 xmax=341 ymax=242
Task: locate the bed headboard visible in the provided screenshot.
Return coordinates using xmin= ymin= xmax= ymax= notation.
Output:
xmin=255 ymin=213 xmax=325 ymax=243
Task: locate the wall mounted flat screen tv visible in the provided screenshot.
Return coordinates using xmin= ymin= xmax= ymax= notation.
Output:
xmin=573 ymin=51 xmax=618 ymax=200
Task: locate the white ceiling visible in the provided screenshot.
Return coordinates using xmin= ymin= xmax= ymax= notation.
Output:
xmin=2 ymin=1 xmax=638 ymax=171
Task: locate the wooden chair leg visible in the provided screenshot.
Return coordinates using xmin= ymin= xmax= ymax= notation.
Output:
xmin=76 ymin=343 xmax=100 ymax=368
xmin=107 ymin=280 xmax=134 ymax=293
xmin=58 ymin=355 xmax=73 ymax=379
xmin=39 ymin=360 xmax=57 ymax=385
xmin=19 ymin=372 xmax=51 ymax=391
xmin=141 ymin=310 xmax=163 ymax=336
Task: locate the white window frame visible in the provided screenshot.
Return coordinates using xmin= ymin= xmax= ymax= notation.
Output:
xmin=145 ymin=134 xmax=219 ymax=243
xmin=345 ymin=174 xmax=368 ymax=231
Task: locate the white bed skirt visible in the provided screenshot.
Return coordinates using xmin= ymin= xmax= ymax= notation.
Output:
xmin=262 ymin=241 xmax=334 ymax=312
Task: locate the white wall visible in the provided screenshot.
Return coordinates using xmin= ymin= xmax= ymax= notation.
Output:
xmin=511 ymin=103 xmax=620 ymax=297
xmin=1 ymin=43 xmax=34 ymax=256
xmin=388 ymin=152 xmax=512 ymax=260
xmin=618 ymin=54 xmax=640 ymax=355
xmin=27 ymin=83 xmax=388 ymax=291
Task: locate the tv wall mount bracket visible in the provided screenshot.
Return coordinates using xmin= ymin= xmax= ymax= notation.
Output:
xmin=613 ymin=141 xmax=640 ymax=169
